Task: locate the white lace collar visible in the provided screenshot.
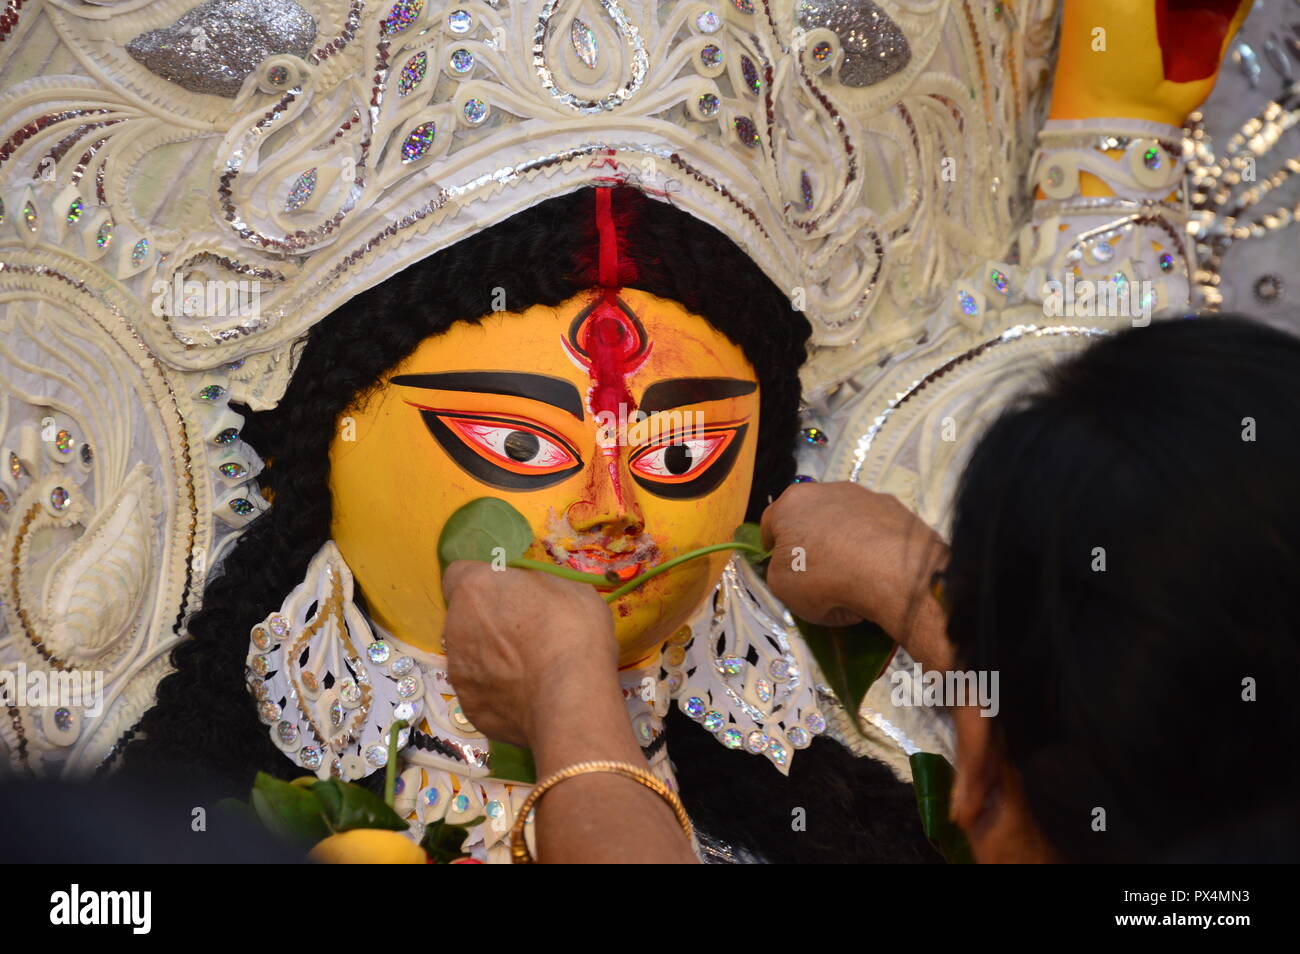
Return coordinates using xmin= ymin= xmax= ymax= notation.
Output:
xmin=245 ymin=540 xmax=841 ymax=861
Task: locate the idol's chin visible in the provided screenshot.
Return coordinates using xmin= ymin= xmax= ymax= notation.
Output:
xmin=610 ymin=572 xmax=715 ymax=667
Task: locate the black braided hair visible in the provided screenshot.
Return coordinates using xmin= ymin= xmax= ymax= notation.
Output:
xmin=122 ymin=186 xmax=933 ymax=862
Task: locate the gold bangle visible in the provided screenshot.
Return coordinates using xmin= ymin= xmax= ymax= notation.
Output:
xmin=509 ymin=760 xmax=694 ymax=864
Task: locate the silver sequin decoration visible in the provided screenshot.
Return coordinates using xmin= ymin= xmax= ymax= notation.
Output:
xmin=797 ymin=0 xmax=911 ymax=88
xmin=126 ymin=0 xmax=317 ymax=99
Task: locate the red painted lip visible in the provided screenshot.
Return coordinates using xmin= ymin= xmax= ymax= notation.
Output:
xmin=564 ymin=549 xmax=643 ymax=587
xmin=1155 ymin=0 xmax=1243 ymax=83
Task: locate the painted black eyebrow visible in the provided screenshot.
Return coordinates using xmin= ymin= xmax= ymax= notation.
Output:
xmin=389 ymin=371 xmax=584 ymax=420
xmin=639 ymin=377 xmax=757 ymax=414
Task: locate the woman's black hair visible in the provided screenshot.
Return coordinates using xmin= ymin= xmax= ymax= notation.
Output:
xmin=944 ymin=316 xmax=1300 ymax=862
xmin=121 ymin=185 xmax=934 ymax=862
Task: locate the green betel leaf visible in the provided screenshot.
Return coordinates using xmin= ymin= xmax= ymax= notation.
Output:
xmin=309 ymin=778 xmax=408 ymax=833
xmin=488 ymin=740 xmax=537 ymax=784
xmin=732 ymin=522 xmax=769 ymax=567
xmin=421 ymin=816 xmax=486 ymax=863
xmin=909 ymin=752 xmax=975 ymax=864
xmin=250 ymin=772 xmax=331 ymax=845
xmin=437 ymin=497 xmax=535 ymax=571
xmin=796 ymin=617 xmax=896 ymax=734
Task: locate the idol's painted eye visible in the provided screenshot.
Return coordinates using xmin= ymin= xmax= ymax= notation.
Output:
xmin=442 ymin=417 xmax=576 ymax=473
xmin=413 ymin=407 xmax=583 ymax=490
xmin=629 ymin=423 xmax=748 ymax=500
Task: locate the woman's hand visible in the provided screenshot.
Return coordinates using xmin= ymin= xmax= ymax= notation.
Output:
xmin=440 ymin=561 xmax=620 ymax=748
xmin=760 ymin=481 xmax=954 ymax=672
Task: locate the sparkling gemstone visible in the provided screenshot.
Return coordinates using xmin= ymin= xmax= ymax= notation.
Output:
xmin=734 ymin=116 xmax=760 ymax=147
xmin=741 ymin=55 xmax=761 ymax=93
xmin=259 ymin=700 xmax=280 ymax=722
xmin=463 ymin=98 xmax=487 ymax=123
xmin=276 ymin=720 xmax=299 ymax=746
xmin=396 ymin=676 xmax=419 ymax=698
xmin=666 ymin=645 xmax=686 ymax=667
xmin=1112 ymin=272 xmax=1129 ymax=295
xmin=285 ymin=167 xmax=317 ymax=211
xmin=268 ymin=614 xmax=289 ymax=638
xmin=250 ymin=655 xmax=269 ymax=677
xmin=447 ymin=9 xmax=472 ymax=34
xmin=811 ymin=41 xmax=832 ymax=62
xmin=451 ymin=704 xmax=470 ymax=726
xmin=667 ymin=672 xmax=684 ymax=694
xmin=9 ymin=453 xmax=26 ymax=479
xmin=990 ymin=268 xmax=1010 ymax=294
xmin=635 ymin=715 xmax=655 ymax=743
xmin=79 ymin=443 xmax=93 ymax=465
xmin=767 ymin=739 xmax=787 ymax=764
xmin=805 ymin=710 xmax=826 ymax=734
xmin=394 ymin=702 xmax=415 ymax=722
xmin=301 ymin=671 xmax=318 ymax=692
xmin=400 ymin=122 xmax=437 ymax=162
xmin=300 ymin=745 xmax=323 ymax=769
xmin=267 ymin=64 xmax=289 ymax=85
xmin=684 ymin=695 xmax=706 ymax=718
xmin=696 ymin=10 xmax=721 ymax=33
xmin=801 ymin=170 xmax=814 ymax=210
xmin=732 ymin=0 xmax=754 ymax=11
xmin=1139 ymin=286 xmax=1157 ymax=312
xmin=131 ymin=238 xmax=149 ymax=266
xmin=1045 ymin=165 xmax=1065 ymax=188
xmin=381 ymin=0 xmax=424 ymax=35
xmin=801 ymin=427 xmax=827 ymax=445
xmin=669 ymin=625 xmax=692 ymax=645
xmin=214 ymin=427 xmax=239 ymax=445
xmin=697 ymin=92 xmax=720 ymax=117
xmin=424 ymin=787 xmax=440 ymax=806
xmin=700 ymin=44 xmax=723 ymax=68
xmin=958 ymin=290 xmax=979 ymax=316
xmin=398 ymin=51 xmax=428 ymax=95
xmin=1143 ymin=146 xmax=1162 ymax=170
xmin=95 ymin=220 xmax=113 ymax=249
xmin=340 ymin=679 xmax=362 ymax=705
xmin=66 ymin=199 xmax=83 ymax=224
xmin=54 ymin=429 xmax=73 ymax=454
xmin=452 ymin=793 xmax=470 ymax=813
xmin=53 ymin=708 xmax=73 ymax=731
xmin=755 ymin=677 xmax=772 ymax=703
xmin=571 ymin=18 xmax=598 ymax=69
xmin=0 ymin=490 xmax=10 ymax=513
xmin=251 ymin=626 xmax=270 ymax=650
xmin=746 ymin=729 xmax=769 ymax=753
xmin=1092 ymin=242 xmax=1116 ymax=264
xmin=329 ymin=700 xmax=344 ymax=727
xmin=1159 ymin=253 xmax=1175 ymax=273
xmin=229 ymin=498 xmax=255 ymax=516
xmin=367 ymin=641 xmax=391 ymax=664
xmin=49 ymin=486 xmax=70 ymax=511
xmin=198 ymin=384 xmax=226 ymax=402
xmin=787 ymin=725 xmax=811 ymax=748
xmin=718 ymin=654 xmax=744 ymax=675
xmin=218 ymin=462 xmax=247 ymax=479
xmin=449 ymin=48 xmax=475 ymax=74
xmin=365 ymin=744 xmax=388 ymax=767
xmin=792 ymin=474 xmax=816 ymax=483
xmin=486 ymin=799 xmax=504 ymax=818
xmin=21 ymin=201 xmax=36 ymax=232
xmin=1254 ymin=274 xmax=1283 ymax=303
xmin=393 ymin=777 xmax=405 ymax=796
xmin=769 ymin=657 xmax=791 ymax=679
xmin=390 ymin=656 xmax=414 ymax=676
xmin=720 ymin=728 xmax=744 ymax=749
xmin=702 ymin=710 xmax=724 ymax=732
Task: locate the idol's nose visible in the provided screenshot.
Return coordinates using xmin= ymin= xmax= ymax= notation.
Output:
xmin=565 ymin=453 xmax=645 ymax=538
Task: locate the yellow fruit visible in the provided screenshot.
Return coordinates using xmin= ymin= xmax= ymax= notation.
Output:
xmin=310 ymin=829 xmax=428 ymax=864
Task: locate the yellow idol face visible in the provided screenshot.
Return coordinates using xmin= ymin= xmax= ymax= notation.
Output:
xmin=329 ymin=288 xmax=760 ymax=666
